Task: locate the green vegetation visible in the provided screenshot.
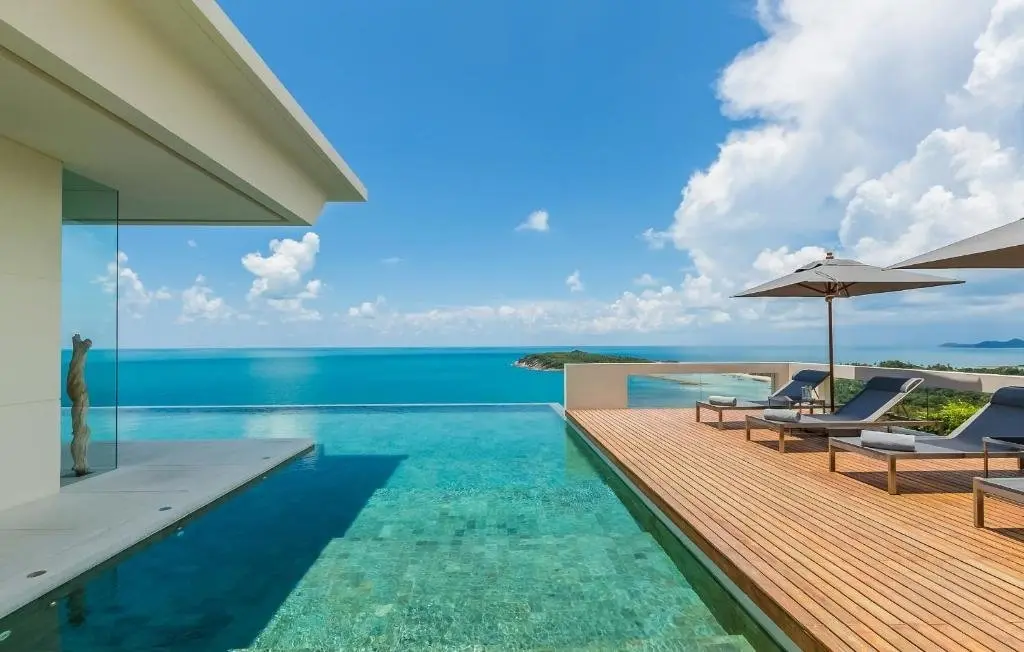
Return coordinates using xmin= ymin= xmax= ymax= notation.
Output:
xmin=514 ymin=349 xmax=652 ymax=371
xmin=937 ymin=401 xmax=980 ymax=433
xmin=835 ymin=359 xmax=1024 ymax=433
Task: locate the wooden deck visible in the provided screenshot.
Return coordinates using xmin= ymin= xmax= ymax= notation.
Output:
xmin=567 ymin=408 xmax=1024 ymax=652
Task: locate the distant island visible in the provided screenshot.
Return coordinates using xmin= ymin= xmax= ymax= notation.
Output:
xmin=940 ymin=338 xmax=1024 ymax=349
xmin=513 ymin=349 xmax=652 ymax=371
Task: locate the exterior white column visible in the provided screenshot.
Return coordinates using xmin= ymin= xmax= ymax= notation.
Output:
xmin=0 ymin=135 xmax=62 ymax=511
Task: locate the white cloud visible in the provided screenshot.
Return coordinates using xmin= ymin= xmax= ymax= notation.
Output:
xmin=178 ymin=275 xmax=233 ymax=323
xmin=253 ymin=2 xmax=1024 ymax=342
xmin=348 ymin=296 xmax=386 ymax=319
xmin=840 ymin=127 xmax=1024 ymax=266
xmin=381 ymin=256 xmax=403 ymax=265
xmin=961 ymin=0 xmax=1024 ymax=112
xmin=631 ymin=0 xmax=1023 ymax=327
xmin=340 ymin=292 xmax=737 ymax=337
xmin=241 ymin=232 xmax=324 ymax=322
xmin=187 ymin=239 xmax=197 ymax=248
xmin=565 ymin=270 xmax=584 ymax=292
xmin=751 ymin=245 xmax=828 ymax=282
xmin=266 ymin=279 xmax=323 ymax=322
xmin=515 ymin=210 xmax=550 ymax=233
xmin=832 ymin=166 xmax=868 ymax=199
xmin=94 ymin=251 xmax=171 ymax=318
xmin=339 ymin=0 xmax=1024 ymax=339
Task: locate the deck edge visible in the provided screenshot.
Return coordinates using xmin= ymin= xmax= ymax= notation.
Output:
xmin=565 ymin=412 xmax=806 ymax=652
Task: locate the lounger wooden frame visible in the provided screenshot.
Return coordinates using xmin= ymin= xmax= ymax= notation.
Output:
xmin=744 ymin=415 xmax=937 ymax=454
xmin=973 ymin=476 xmax=1024 ymax=527
xmin=695 ymin=399 xmax=825 ymax=429
xmin=830 ymin=438 xmax=1024 ymax=495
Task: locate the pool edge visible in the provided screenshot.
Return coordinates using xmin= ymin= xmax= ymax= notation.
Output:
xmin=0 ymin=438 xmax=315 ymax=621
xmin=563 ymin=413 xmax=801 ymax=652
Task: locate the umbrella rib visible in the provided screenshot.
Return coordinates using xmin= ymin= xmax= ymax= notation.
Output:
xmin=795 ymin=282 xmax=827 ymax=296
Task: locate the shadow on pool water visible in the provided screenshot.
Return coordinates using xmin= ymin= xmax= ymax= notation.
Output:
xmin=0 ymin=451 xmax=405 ymax=652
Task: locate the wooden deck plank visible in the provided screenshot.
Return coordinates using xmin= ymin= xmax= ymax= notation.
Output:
xmin=568 ymin=407 xmax=1024 ymax=652
xmin=603 ymin=414 xmax=1015 ymax=652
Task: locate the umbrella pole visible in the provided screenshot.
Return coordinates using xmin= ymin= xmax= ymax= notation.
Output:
xmin=827 ymin=296 xmax=835 ymax=412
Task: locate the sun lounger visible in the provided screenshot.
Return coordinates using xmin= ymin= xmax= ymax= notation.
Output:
xmin=744 ymin=376 xmax=928 ymax=453
xmin=696 ymin=369 xmax=829 ymax=429
xmin=973 ymin=476 xmax=1024 ymax=528
xmin=830 ymin=386 xmax=1024 ymax=494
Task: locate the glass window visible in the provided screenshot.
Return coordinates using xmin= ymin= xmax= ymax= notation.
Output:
xmin=61 ymin=170 xmax=119 ymax=482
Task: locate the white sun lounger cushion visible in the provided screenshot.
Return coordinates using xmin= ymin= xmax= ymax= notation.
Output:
xmin=861 ymin=429 xmax=916 ymax=452
xmin=708 ymin=396 xmax=737 ymax=406
xmin=763 ymin=408 xmax=801 ymax=423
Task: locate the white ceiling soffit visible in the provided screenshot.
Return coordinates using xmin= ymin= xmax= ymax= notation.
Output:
xmin=0 ymin=0 xmax=366 ymax=226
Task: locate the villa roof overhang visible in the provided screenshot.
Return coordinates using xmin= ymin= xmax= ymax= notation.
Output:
xmin=0 ymin=0 xmax=366 ymax=226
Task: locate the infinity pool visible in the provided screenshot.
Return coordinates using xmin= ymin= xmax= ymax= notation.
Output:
xmin=5 ymin=405 xmax=777 ymax=651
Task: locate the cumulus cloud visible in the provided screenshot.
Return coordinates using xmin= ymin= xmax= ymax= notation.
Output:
xmin=961 ymin=0 xmax=1024 ymax=113
xmin=178 ymin=275 xmax=233 ymax=323
xmin=565 ymin=270 xmax=584 ymax=292
xmin=348 ymin=296 xmax=386 ymax=319
xmin=338 ymin=1 xmax=1024 ymax=340
xmin=241 ymin=232 xmax=324 ymax=322
xmin=94 ymin=251 xmax=171 ymax=318
xmin=631 ymin=0 xmax=1024 ymax=326
xmin=339 ymin=284 xmax=746 ymax=338
xmin=515 ymin=210 xmax=550 ymax=232
xmin=840 ymin=127 xmax=1024 ymax=266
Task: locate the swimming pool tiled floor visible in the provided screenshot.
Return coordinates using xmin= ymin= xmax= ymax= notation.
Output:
xmin=248 ymin=488 xmax=746 ymax=650
xmin=3 ymin=406 xmax=764 ymax=651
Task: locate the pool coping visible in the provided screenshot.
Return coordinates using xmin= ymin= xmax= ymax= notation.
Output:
xmin=76 ymin=402 xmax=565 ymax=410
xmin=562 ymin=410 xmax=800 ymax=652
xmin=0 ymin=438 xmax=313 ymax=621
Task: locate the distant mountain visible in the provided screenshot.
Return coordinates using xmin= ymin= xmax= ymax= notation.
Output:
xmin=940 ymin=338 xmax=1024 ymax=349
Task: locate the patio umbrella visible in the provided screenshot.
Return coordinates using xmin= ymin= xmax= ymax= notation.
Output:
xmin=733 ymin=252 xmax=963 ymax=410
xmin=889 ymin=218 xmax=1024 ymax=269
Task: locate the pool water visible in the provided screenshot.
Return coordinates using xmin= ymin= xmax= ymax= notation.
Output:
xmin=5 ymin=405 xmax=775 ymax=651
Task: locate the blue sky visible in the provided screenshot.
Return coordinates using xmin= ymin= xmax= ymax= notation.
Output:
xmin=68 ymin=1 xmax=1024 ymax=348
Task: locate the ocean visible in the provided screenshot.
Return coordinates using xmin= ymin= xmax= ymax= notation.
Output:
xmin=61 ymin=345 xmax=1024 ymax=408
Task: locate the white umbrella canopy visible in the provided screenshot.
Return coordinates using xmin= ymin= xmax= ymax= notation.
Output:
xmin=734 ymin=252 xmax=963 ymax=409
xmin=889 ymin=218 xmax=1024 ymax=269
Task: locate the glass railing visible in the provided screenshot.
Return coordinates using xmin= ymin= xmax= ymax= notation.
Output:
xmin=627 ymin=373 xmax=994 ymax=436
xmin=628 ymin=373 xmax=774 ymax=408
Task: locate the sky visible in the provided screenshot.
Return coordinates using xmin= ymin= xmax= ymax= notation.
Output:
xmin=67 ymin=0 xmax=1024 ymax=349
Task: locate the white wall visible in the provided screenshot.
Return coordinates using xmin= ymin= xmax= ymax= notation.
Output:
xmin=564 ymin=361 xmax=1024 ymax=410
xmin=564 ymin=362 xmax=793 ymax=410
xmin=0 ymin=136 xmax=62 ymax=511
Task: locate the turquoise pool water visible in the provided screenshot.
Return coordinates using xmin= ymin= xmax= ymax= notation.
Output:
xmin=9 ymin=405 xmax=776 ymax=651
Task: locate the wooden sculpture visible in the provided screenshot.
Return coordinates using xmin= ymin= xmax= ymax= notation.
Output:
xmin=67 ymin=333 xmax=93 ymax=476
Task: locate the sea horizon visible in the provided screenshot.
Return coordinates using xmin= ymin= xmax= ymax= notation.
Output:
xmin=59 ymin=344 xmax=1024 ymax=411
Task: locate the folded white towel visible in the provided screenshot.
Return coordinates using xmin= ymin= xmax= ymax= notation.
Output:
xmin=860 ymin=429 xmax=916 ymax=452
xmin=763 ymin=408 xmax=801 ymax=423
xmin=708 ymin=395 xmax=737 ymax=406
